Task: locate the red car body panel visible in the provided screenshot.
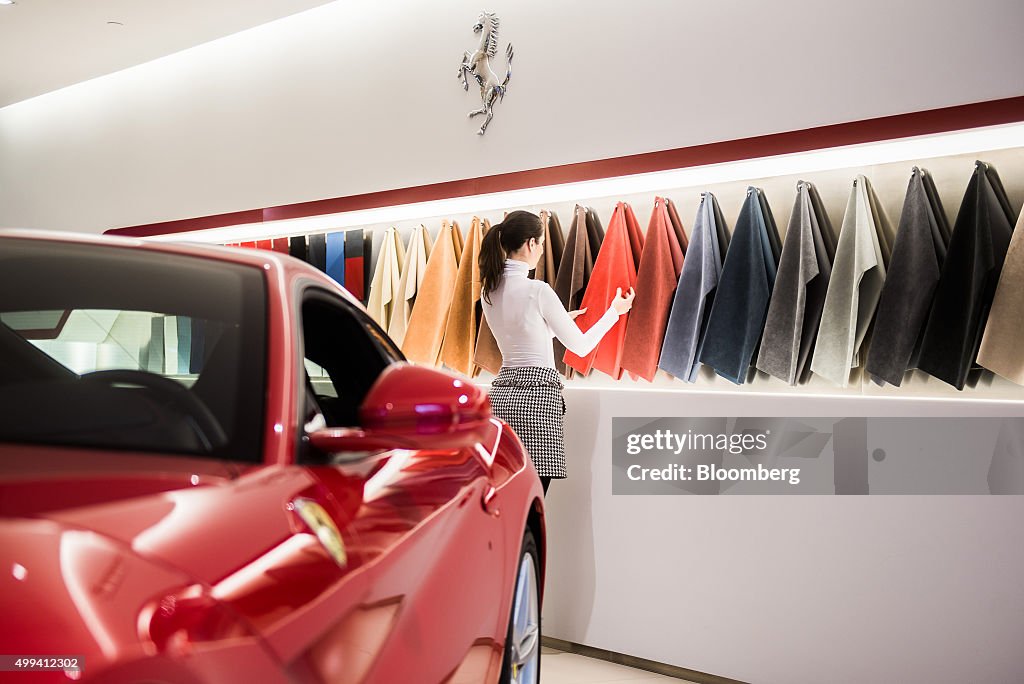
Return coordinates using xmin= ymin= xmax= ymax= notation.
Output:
xmin=0 ymin=230 xmax=545 ymax=683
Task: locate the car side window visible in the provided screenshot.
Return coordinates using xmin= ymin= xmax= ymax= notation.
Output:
xmin=300 ymin=289 xmax=399 ymax=428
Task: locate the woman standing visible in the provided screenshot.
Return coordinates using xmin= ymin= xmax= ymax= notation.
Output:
xmin=480 ymin=210 xmax=634 ymax=495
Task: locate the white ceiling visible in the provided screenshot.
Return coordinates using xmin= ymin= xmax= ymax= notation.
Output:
xmin=0 ymin=0 xmax=336 ymax=108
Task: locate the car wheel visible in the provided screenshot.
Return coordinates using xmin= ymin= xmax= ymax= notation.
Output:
xmin=500 ymin=528 xmax=541 ymax=684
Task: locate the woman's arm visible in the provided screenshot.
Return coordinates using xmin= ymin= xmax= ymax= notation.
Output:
xmin=538 ymin=284 xmax=620 ymax=357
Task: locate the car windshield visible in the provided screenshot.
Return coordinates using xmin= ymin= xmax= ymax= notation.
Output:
xmin=0 ymin=238 xmax=267 ymax=462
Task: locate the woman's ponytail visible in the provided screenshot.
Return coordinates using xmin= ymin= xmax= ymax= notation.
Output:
xmin=479 ymin=222 xmax=506 ymax=305
xmin=479 ymin=210 xmax=544 ymax=305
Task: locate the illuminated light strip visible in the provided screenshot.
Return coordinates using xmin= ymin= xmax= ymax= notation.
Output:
xmin=147 ymin=122 xmax=1024 ymax=244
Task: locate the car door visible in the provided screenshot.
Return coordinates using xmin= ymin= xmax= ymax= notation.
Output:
xmin=278 ymin=286 xmax=509 ymax=683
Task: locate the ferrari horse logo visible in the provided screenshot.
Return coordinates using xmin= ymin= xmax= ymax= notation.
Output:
xmin=457 ymin=11 xmax=514 ymax=135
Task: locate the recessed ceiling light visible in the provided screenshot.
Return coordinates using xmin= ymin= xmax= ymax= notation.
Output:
xmin=0 ymin=1 xmax=17 ymax=7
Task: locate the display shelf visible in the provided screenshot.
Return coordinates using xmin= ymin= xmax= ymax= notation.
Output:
xmin=125 ymin=128 xmax=1024 ymax=403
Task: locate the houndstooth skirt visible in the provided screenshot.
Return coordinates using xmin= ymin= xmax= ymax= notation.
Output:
xmin=489 ymin=366 xmax=567 ymax=479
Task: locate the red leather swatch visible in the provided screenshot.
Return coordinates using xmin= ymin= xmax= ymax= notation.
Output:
xmin=621 ymin=197 xmax=688 ymax=381
xmin=564 ymin=202 xmax=644 ymax=379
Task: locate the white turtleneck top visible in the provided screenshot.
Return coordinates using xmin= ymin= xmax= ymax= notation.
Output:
xmin=481 ymin=259 xmax=620 ymax=369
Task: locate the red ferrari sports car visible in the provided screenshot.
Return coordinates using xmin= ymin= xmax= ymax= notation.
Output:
xmin=0 ymin=230 xmax=545 ymax=684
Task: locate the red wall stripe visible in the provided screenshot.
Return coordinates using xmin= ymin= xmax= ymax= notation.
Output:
xmin=106 ymin=96 xmax=1024 ymax=238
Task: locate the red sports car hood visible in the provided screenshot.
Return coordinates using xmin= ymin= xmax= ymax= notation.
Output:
xmin=0 ymin=444 xmax=315 ymax=679
xmin=0 ymin=443 xmax=242 ymax=518
xmin=0 ymin=515 xmax=279 ymax=683
xmin=0 ymin=443 xmax=259 ymax=587
xmin=0 ymin=515 xmax=192 ymax=676
xmin=0 ymin=443 xmax=359 ymax=589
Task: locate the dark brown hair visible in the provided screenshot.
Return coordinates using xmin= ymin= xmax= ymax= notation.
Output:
xmin=479 ymin=210 xmax=543 ymax=305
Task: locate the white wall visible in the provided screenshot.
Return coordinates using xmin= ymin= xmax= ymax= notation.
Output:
xmin=545 ymin=389 xmax=1024 ymax=684
xmin=1 ymin=0 xmax=1023 ymax=233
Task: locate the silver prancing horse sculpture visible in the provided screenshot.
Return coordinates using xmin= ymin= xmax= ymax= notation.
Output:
xmin=457 ymin=11 xmax=513 ymax=135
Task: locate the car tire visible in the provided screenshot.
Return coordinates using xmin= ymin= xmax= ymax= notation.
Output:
xmin=499 ymin=528 xmax=541 ymax=684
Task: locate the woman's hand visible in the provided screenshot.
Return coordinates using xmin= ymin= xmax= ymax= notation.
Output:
xmin=611 ymin=287 xmax=635 ymax=315
xmin=568 ymin=307 xmax=587 ymax=320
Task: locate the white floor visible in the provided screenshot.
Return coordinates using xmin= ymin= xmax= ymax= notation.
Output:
xmin=540 ymin=648 xmax=699 ymax=684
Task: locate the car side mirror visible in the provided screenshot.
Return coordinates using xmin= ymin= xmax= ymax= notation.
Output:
xmin=360 ymin=363 xmax=492 ymax=433
xmin=308 ymin=363 xmax=494 ymax=454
